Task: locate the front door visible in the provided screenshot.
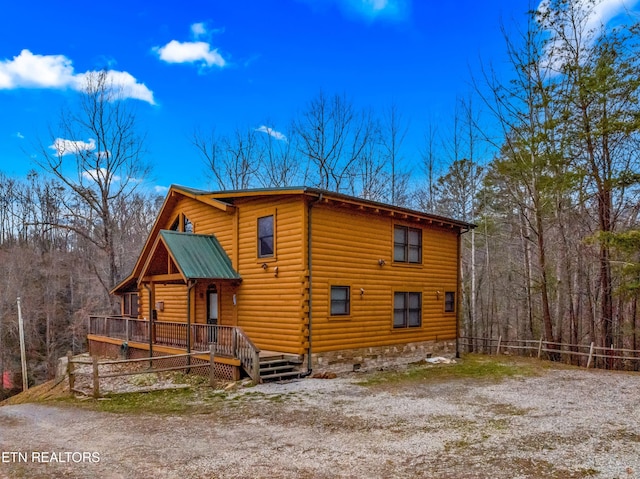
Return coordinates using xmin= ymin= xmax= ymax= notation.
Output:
xmin=207 ymin=286 xmax=218 ymax=343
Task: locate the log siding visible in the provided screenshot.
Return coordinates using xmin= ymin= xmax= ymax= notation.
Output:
xmin=109 ymin=186 xmax=470 ymax=362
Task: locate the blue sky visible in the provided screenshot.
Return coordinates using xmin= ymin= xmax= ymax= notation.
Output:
xmin=1 ymin=0 xmax=638 ymax=194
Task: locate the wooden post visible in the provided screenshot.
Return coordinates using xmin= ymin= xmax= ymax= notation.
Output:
xmin=92 ymin=356 xmax=100 ymax=399
xmin=252 ymin=349 xmax=260 ymax=385
xmin=209 ymin=344 xmax=216 ymax=387
xmin=232 ymin=328 xmax=238 ymax=357
xmin=586 ymin=342 xmax=595 ymax=368
xmin=67 ymin=351 xmax=75 ymax=392
xmin=17 ymin=298 xmax=28 ymax=391
xmin=537 ymin=336 xmax=544 ymax=359
xmin=610 ymin=343 xmax=614 ymax=370
xmin=496 ymin=335 xmax=502 ymax=355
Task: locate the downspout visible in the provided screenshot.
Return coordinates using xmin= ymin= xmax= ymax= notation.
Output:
xmin=456 ymin=225 xmax=474 ymax=359
xmin=456 ymin=230 xmax=462 ymax=359
xmin=301 ymin=193 xmax=323 ymax=377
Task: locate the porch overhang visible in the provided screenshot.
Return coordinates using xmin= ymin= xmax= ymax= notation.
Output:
xmin=139 ymin=230 xmax=241 ymax=285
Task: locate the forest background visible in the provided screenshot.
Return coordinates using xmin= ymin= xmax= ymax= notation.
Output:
xmin=1 ymin=0 xmax=639 ymax=396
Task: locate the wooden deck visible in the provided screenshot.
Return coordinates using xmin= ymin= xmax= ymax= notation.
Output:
xmin=88 ymin=316 xmax=305 ymax=382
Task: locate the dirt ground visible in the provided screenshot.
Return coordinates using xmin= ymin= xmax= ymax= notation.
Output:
xmin=1 ymin=359 xmax=640 ymax=479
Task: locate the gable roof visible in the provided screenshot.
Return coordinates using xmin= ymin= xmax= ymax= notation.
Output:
xmin=157 ymin=230 xmax=241 ymax=281
xmin=203 ymin=186 xmax=475 ymax=230
xmin=112 ymin=184 xmax=474 ymax=294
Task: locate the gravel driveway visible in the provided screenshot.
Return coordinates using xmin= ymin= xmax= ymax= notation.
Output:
xmin=1 ymin=361 xmax=639 ymax=479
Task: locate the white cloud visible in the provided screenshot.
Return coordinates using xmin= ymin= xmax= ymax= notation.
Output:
xmin=299 ymin=0 xmax=410 ymax=22
xmin=15 ymin=132 xmax=24 ymax=139
xmin=82 ymin=167 xmax=120 ymax=183
xmin=585 ymin=0 xmax=640 ymax=30
xmin=191 ymin=22 xmax=207 ymax=39
xmin=0 ymin=49 xmax=155 ymax=104
xmin=154 ymin=40 xmax=226 ymax=68
xmin=154 ymin=185 xmax=169 ymax=194
xmin=74 ymin=70 xmax=155 ymax=104
xmin=49 ymin=138 xmax=96 ymax=156
xmin=538 ymin=0 xmax=639 ymax=32
xmin=0 ymin=50 xmax=74 ymax=89
xmin=537 ymin=0 xmax=640 ymax=73
xmin=256 ymin=125 xmax=287 ymax=142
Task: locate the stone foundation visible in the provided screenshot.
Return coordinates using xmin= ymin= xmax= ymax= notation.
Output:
xmin=310 ymin=340 xmax=457 ymax=374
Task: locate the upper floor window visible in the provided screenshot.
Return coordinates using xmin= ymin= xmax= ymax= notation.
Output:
xmin=258 ymin=215 xmax=274 ymax=257
xmin=394 ymin=225 xmax=422 ymax=263
xmin=169 ymin=214 xmax=193 ymax=233
xmin=184 ymin=216 xmax=193 ymax=233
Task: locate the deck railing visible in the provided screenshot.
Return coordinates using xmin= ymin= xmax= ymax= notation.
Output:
xmin=88 ymin=316 xmax=150 ymax=343
xmin=234 ymin=327 xmax=261 ymax=383
xmin=88 ymin=316 xmax=261 ymax=382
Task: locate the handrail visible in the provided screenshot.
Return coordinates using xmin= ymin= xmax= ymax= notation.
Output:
xmin=233 ymin=327 xmax=261 ymax=384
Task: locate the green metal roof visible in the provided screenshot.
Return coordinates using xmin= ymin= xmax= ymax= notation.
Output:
xmin=159 ymin=230 xmax=241 ymax=280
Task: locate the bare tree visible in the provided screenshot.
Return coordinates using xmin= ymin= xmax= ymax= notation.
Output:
xmin=354 ymin=132 xmax=388 ymax=201
xmin=255 ymin=122 xmax=306 ymax=187
xmin=295 ymin=91 xmax=377 ymax=192
xmin=193 ymin=126 xmax=262 ymax=190
xmin=380 ymin=103 xmax=410 ymax=205
xmin=415 ymin=122 xmax=440 ymax=212
xmin=37 ymin=70 xmax=150 ymax=295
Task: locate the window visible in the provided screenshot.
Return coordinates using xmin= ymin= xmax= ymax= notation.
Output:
xmin=445 ymin=291 xmax=456 ymax=313
xmin=394 ymin=292 xmax=422 ymax=328
xmin=394 ymin=226 xmax=422 ymax=263
xmin=258 ymin=215 xmax=274 ymax=257
xmin=170 ymin=214 xmax=193 ymax=232
xmin=330 ymin=286 xmax=350 ymax=316
xmin=184 ymin=216 xmax=193 ymax=233
xmin=122 ymin=293 xmax=139 ymax=317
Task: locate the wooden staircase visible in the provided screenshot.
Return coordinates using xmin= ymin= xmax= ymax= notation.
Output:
xmin=259 ymin=354 xmax=304 ymax=382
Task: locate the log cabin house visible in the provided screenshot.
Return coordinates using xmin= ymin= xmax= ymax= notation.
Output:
xmin=88 ymin=186 xmax=473 ymax=382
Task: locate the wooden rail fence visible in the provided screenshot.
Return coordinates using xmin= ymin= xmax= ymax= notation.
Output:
xmin=67 ymin=346 xmax=221 ymax=398
xmin=461 ymin=336 xmax=640 ymax=370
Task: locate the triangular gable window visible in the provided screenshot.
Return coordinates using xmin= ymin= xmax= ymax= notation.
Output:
xmin=170 ymin=214 xmax=193 ymax=233
xmin=184 ymin=216 xmax=193 ymax=233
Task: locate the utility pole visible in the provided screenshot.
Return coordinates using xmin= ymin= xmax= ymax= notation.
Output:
xmin=17 ymin=297 xmax=28 ymax=391
xmin=0 ymin=310 xmax=3 ymax=390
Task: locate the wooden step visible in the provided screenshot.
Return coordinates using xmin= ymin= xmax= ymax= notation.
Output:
xmin=259 ymin=356 xmax=304 ymax=381
xmin=260 ymin=364 xmax=297 ymax=374
xmin=260 ymin=370 xmax=303 ymax=382
xmin=260 ymin=358 xmax=303 ymax=368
